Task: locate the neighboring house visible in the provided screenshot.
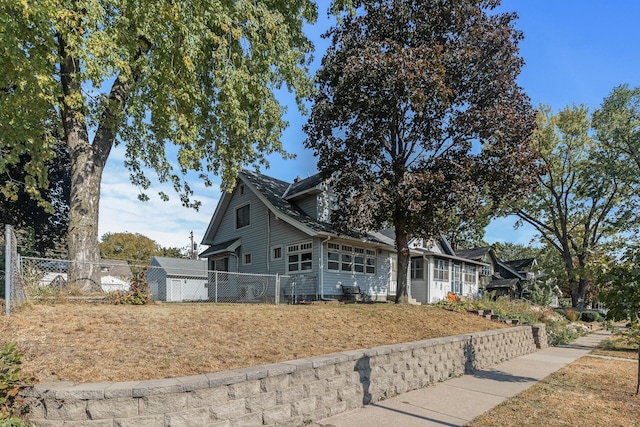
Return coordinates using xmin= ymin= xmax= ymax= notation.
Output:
xmin=147 ymin=257 xmax=208 ymax=301
xmin=98 ymin=259 xmax=134 ymax=292
xmin=457 ymin=247 xmax=545 ymax=300
xmin=200 ymin=170 xmax=396 ymax=302
xmin=36 ymin=259 xmax=133 ymax=292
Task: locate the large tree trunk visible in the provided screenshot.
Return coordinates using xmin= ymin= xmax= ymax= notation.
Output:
xmin=394 ymin=224 xmax=410 ymax=304
xmin=67 ymin=144 xmax=105 ymax=292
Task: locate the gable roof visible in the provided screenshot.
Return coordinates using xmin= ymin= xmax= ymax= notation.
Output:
xmin=151 ymin=256 xmax=207 ymax=278
xmin=503 ymin=258 xmax=536 ymax=271
xmin=202 ymin=170 xmax=393 ymax=249
xmin=456 ymin=246 xmax=492 ymax=262
xmin=283 ymin=173 xmax=324 ymax=199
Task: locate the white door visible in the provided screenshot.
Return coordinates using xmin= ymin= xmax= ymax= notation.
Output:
xmin=170 ymin=279 xmax=182 ymax=301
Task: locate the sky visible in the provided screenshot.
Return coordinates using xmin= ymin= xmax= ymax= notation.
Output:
xmin=97 ymin=0 xmax=640 ymax=252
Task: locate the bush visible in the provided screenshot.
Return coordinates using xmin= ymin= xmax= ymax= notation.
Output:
xmin=580 ymin=311 xmax=603 ymax=323
xmin=110 ymin=271 xmax=151 ymax=305
xmin=564 ymin=308 xmax=579 ymax=322
xmin=558 ymin=298 xmax=572 ymax=308
xmin=0 ymin=343 xmax=29 ymax=426
xmin=546 ymin=321 xmax=586 ymax=346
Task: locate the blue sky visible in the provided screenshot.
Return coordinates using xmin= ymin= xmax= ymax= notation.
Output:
xmin=98 ymin=0 xmax=640 ymax=250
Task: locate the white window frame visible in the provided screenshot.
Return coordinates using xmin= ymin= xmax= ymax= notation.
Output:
xmin=327 ymin=243 xmax=375 ymax=275
xmin=481 ymin=265 xmax=491 ymax=277
xmin=235 ymin=203 xmax=251 ymax=229
xmin=463 ymin=265 xmax=476 ymax=283
xmin=411 ymin=258 xmax=424 ymax=280
xmin=365 ymin=249 xmax=376 ymax=275
xmin=434 ymin=259 xmax=449 ymax=281
xmin=287 ymin=241 xmax=313 ymax=273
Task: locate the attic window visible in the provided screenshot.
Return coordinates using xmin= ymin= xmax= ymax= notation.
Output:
xmin=239 ymin=184 xmax=245 ymax=195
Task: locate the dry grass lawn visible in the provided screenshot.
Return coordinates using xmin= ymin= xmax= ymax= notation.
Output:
xmin=1 ymin=302 xmax=508 ymax=384
xmin=469 ymin=338 xmax=640 ymax=427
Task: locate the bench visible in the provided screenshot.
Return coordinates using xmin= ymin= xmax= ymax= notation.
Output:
xmin=340 ymin=284 xmax=361 ymax=302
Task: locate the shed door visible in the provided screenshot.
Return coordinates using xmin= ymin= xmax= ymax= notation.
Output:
xmin=170 ymin=279 xmax=182 ymax=301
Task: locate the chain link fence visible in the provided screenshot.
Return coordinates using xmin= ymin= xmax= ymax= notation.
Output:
xmin=13 ymin=255 xmax=294 ymax=307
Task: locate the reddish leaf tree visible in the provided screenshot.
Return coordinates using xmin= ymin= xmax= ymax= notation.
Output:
xmin=304 ymin=0 xmax=539 ymax=303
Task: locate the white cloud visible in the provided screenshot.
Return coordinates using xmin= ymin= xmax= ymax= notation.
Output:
xmin=99 ymin=162 xmax=220 ymax=249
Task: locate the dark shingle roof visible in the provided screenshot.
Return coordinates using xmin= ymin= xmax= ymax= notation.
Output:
xmin=241 ymin=170 xmax=390 ymax=246
xmin=503 ymin=258 xmax=536 ymax=271
xmin=285 ymin=173 xmax=323 ymax=198
xmin=456 ymin=247 xmax=492 ymax=261
xmin=486 ymin=278 xmax=520 ymax=289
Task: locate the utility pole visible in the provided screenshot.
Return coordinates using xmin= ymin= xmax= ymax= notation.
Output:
xmin=189 ymin=231 xmax=195 ymax=259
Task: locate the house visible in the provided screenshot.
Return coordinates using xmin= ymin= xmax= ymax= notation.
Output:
xmin=36 ymin=259 xmax=133 ymax=292
xmin=146 ymin=257 xmax=208 ymax=301
xmin=200 ymin=170 xmax=396 ymax=302
xmin=456 ymin=247 xmax=542 ymax=300
xmin=199 ymin=170 xmax=494 ymax=304
xmin=378 ymin=230 xmax=489 ymax=304
xmin=98 ymin=259 xmax=134 ymax=292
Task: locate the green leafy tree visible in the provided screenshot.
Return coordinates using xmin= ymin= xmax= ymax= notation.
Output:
xmin=514 ymin=105 xmax=633 ymax=308
xmin=598 ymin=246 xmax=640 ymax=395
xmin=100 ymin=232 xmax=157 ymax=265
xmin=304 ymin=0 xmax=538 ymax=303
xmin=1 ymin=0 xmax=317 ymax=291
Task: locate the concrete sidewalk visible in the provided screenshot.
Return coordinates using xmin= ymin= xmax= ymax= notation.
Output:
xmin=315 ymin=329 xmax=612 ymax=427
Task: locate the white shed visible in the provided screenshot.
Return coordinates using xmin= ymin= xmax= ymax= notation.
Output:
xmin=146 ymin=257 xmax=208 ymax=301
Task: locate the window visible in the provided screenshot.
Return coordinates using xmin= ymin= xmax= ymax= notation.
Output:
xmin=327 ymin=244 xmax=375 ymax=274
xmin=236 ymin=204 xmax=250 ymax=229
xmin=239 ymin=184 xmax=245 ymax=195
xmin=411 ymin=258 xmax=424 ymax=279
xmin=366 ymin=250 xmax=376 ymax=274
xmin=434 ymin=259 xmax=449 ymax=281
xmin=287 ymin=241 xmax=313 ymax=272
xmin=327 ymin=243 xmax=340 ymax=270
xmin=213 ymin=257 xmax=229 ymax=272
xmin=463 ymin=265 xmax=476 ymax=283
xmin=481 ymin=265 xmax=491 ymax=277
xmin=244 ymin=253 xmax=252 ymax=265
xmin=271 ymin=246 xmax=282 ymax=260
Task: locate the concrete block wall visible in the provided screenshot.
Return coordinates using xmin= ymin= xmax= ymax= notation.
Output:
xmin=23 ymin=326 xmax=540 ymax=427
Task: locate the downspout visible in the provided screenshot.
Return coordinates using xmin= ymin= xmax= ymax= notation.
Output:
xmin=266 ymin=212 xmax=271 ymax=274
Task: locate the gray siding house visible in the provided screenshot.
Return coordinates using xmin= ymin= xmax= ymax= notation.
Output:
xmin=147 ymin=256 xmax=208 ymax=301
xmin=200 ymin=170 xmax=396 ymax=302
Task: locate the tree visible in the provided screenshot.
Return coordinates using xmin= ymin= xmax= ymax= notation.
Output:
xmin=1 ymin=0 xmax=317 ymax=291
xmin=304 ymin=0 xmax=538 ymax=303
xmin=99 ymin=232 xmax=157 ymax=266
xmin=0 ymin=143 xmax=71 ymax=256
xmin=514 ymin=105 xmax=633 ymax=308
xmin=598 ymin=246 xmax=640 ymax=395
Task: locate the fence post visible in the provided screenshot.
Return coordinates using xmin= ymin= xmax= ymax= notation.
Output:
xmin=215 ymin=271 xmax=218 ymax=303
xmin=5 ymin=225 xmax=11 ymax=317
xmin=275 ymin=273 xmax=280 ymax=305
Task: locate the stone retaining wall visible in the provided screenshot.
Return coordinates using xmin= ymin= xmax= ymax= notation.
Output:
xmin=23 ymin=324 xmax=546 ymax=427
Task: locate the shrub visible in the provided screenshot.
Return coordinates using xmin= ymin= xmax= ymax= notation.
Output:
xmin=558 ymin=298 xmax=572 ymax=308
xmin=580 ymin=311 xmax=603 ymax=323
xmin=546 ymin=321 xmax=586 ymax=346
xmin=564 ymin=308 xmax=579 ymax=322
xmin=110 ymin=271 xmax=152 ymax=305
xmin=0 ymin=343 xmax=29 ymax=426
